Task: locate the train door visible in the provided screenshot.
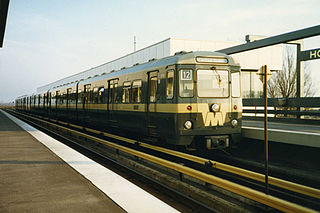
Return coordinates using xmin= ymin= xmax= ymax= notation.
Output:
xmin=231 ymin=70 xmax=241 ymax=116
xmin=67 ymin=88 xmax=72 ymax=110
xmin=23 ymin=97 xmax=26 ymax=111
xmin=43 ymin=93 xmax=46 ymax=113
xmin=48 ymin=91 xmax=52 ymax=117
xmin=146 ymin=71 xmax=158 ymax=136
xmin=45 ymin=91 xmax=49 ymax=116
xmin=107 ymin=79 xmax=118 ymax=127
xmin=83 ymin=84 xmax=91 ymax=111
xmin=75 ymin=83 xmax=80 ymax=120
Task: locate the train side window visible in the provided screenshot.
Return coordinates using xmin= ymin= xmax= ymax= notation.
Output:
xmin=114 ymin=83 xmax=118 ymax=103
xmin=56 ymin=91 xmax=60 ymax=107
xmin=166 ymin=71 xmax=174 ymax=99
xmin=67 ymin=88 xmax=72 ymax=105
xmin=84 ymin=84 xmax=91 ymax=92
xmin=64 ymin=91 xmax=67 ymax=104
xmin=78 ymin=89 xmax=82 ymax=103
xmin=43 ymin=94 xmax=46 ymax=107
xmin=122 ymin=81 xmax=131 ymax=103
xmin=98 ymin=87 xmax=105 ymax=104
xmin=150 ymin=77 xmax=157 ymax=102
xmin=93 ymin=87 xmax=99 ymax=104
xmin=132 ymin=80 xmax=142 ymax=103
xmin=109 ymin=84 xmax=113 ymax=103
xmin=179 ymin=69 xmax=194 ymax=98
xmin=231 ymin=72 xmax=241 ymax=98
xmin=90 ymin=90 xmax=94 ymax=104
xmin=109 ymin=79 xmax=118 ymax=103
xmin=71 ymin=90 xmax=76 ymax=105
xmin=60 ymin=92 xmax=64 ymax=105
xmin=84 ymin=84 xmax=91 ymax=104
xmin=61 ymin=92 xmax=65 ymax=104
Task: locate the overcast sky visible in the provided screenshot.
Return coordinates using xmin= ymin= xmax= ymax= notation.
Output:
xmin=1 ymin=0 xmax=320 ymax=103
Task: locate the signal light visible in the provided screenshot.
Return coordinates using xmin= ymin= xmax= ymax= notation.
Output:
xmin=234 ymin=105 xmax=237 ymax=110
xmin=187 ymin=105 xmax=192 ymax=111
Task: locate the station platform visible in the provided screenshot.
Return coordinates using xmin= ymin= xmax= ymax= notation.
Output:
xmin=242 ymin=120 xmax=320 ymax=148
xmin=0 ymin=110 xmax=178 ymax=213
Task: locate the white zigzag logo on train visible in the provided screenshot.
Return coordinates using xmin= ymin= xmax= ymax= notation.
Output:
xmin=203 ymin=112 xmax=225 ymax=127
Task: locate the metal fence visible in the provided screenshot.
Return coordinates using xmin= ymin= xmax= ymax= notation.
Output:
xmin=243 ymin=97 xmax=320 ymax=123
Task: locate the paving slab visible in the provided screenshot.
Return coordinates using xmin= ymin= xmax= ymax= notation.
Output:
xmin=0 ymin=110 xmax=125 ymax=213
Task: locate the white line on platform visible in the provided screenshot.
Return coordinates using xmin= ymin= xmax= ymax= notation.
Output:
xmin=2 ymin=110 xmax=179 ymax=213
xmin=243 ymin=126 xmax=320 ymax=136
xmin=242 ymin=125 xmax=320 ymax=147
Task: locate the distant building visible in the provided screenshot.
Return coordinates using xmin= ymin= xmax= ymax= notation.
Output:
xmin=37 ymin=37 xmax=283 ymax=97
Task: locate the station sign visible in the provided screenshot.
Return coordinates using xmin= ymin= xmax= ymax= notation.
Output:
xmin=257 ymin=65 xmax=272 ymax=84
xmin=298 ymin=48 xmax=320 ymax=61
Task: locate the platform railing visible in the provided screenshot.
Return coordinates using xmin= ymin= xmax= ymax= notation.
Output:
xmin=243 ymin=97 xmax=320 ymax=123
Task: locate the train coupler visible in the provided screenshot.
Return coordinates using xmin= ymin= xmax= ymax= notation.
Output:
xmin=205 ymin=135 xmax=229 ymax=150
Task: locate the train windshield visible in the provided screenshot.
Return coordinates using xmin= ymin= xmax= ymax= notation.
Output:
xmin=231 ymin=71 xmax=241 ymax=97
xmin=197 ymin=69 xmax=229 ymax=97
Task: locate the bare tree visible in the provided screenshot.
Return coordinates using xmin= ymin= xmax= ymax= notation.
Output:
xmin=267 ymin=48 xmax=315 ymax=98
xmin=302 ymin=62 xmax=315 ymax=97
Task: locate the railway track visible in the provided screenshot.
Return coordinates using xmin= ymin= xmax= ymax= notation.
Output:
xmin=7 ymin=109 xmax=320 ymax=213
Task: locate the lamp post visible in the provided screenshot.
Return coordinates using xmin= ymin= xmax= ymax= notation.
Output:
xmin=257 ymin=65 xmax=272 ymax=194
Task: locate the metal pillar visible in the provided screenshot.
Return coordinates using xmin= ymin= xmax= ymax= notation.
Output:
xmin=0 ymin=0 xmax=10 ymax=48
xmin=263 ymin=65 xmax=269 ymax=194
xmin=296 ymin=43 xmax=305 ymax=118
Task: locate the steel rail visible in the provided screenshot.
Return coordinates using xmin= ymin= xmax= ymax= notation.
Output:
xmin=78 ymin=125 xmax=320 ymax=200
xmin=9 ymin=110 xmax=318 ymax=213
xmin=23 ymin=111 xmax=320 ymax=200
xmin=139 ymin=143 xmax=320 ymax=199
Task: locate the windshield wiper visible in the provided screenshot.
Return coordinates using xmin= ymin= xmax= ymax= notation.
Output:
xmin=211 ymin=67 xmax=222 ymax=88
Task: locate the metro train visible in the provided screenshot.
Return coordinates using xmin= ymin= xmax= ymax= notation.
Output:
xmin=15 ymin=51 xmax=242 ymax=150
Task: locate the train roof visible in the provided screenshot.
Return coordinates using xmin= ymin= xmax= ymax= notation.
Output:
xmin=33 ymin=51 xmax=239 ymax=94
xmin=69 ymin=51 xmax=238 ymax=87
xmin=16 ymin=51 xmax=239 ymax=100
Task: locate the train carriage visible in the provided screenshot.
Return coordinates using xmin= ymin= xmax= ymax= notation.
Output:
xmin=16 ymin=51 xmax=242 ymax=150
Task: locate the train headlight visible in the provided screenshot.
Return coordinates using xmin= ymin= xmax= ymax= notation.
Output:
xmin=211 ymin=104 xmax=220 ymax=112
xmin=231 ymin=119 xmax=238 ymax=128
xmin=184 ymin=121 xmax=192 ymax=129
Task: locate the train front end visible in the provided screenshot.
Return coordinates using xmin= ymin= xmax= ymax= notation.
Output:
xmin=174 ymin=52 xmax=242 ymax=150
